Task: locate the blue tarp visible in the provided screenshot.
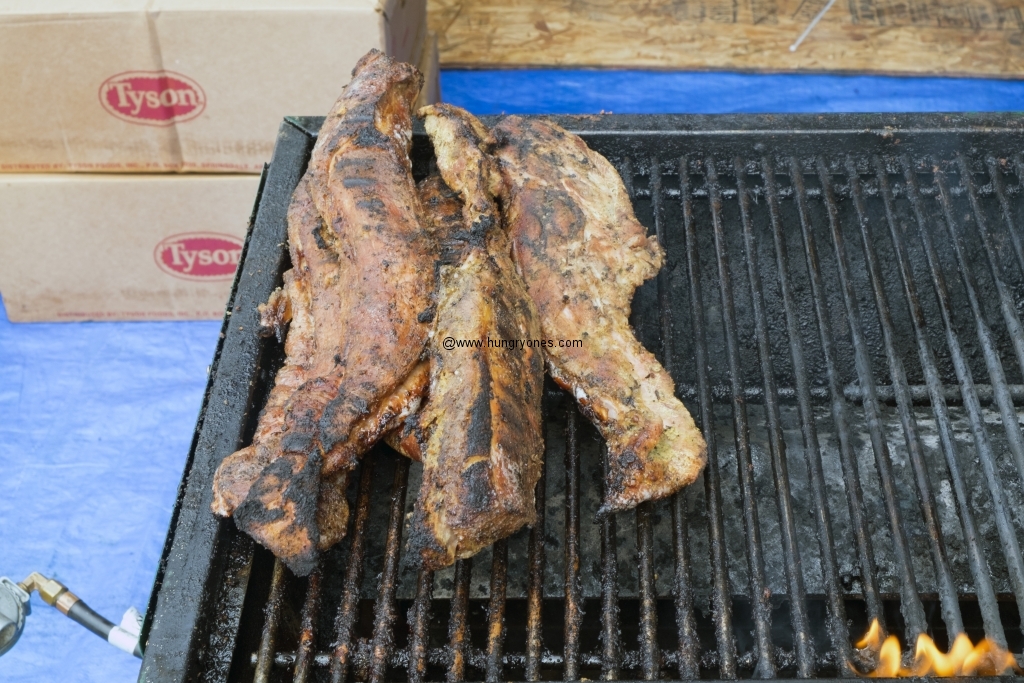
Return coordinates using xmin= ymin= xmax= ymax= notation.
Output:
xmin=2 ymin=68 xmax=1022 ymax=683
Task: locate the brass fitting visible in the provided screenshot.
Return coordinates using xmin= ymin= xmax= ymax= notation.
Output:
xmin=17 ymin=573 xmax=70 ymax=610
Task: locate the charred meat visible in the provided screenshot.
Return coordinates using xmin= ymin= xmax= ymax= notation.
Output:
xmin=214 ymin=50 xmax=433 ymax=576
xmin=407 ymin=105 xmax=545 ymax=570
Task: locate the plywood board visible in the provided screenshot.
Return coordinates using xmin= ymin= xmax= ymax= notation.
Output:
xmin=428 ymin=0 xmax=1024 ymax=76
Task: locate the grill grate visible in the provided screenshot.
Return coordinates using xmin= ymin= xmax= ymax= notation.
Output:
xmin=140 ymin=114 xmax=1024 ymax=683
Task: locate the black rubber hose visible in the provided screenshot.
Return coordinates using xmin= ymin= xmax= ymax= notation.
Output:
xmin=66 ymin=600 xmax=142 ymax=658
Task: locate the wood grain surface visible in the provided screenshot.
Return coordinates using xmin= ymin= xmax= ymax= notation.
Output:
xmin=427 ymin=0 xmax=1024 ymax=76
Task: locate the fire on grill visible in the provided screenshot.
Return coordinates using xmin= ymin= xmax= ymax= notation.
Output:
xmin=210 ymin=50 xmax=707 ymax=577
xmin=853 ymin=619 xmax=1020 ymax=677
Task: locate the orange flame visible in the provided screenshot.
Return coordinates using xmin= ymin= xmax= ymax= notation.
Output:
xmin=852 ymin=619 xmax=1021 ymax=677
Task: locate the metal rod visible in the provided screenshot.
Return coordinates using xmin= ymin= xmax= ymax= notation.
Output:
xmin=735 ymin=157 xmax=815 ymax=678
xmin=650 ymin=154 xmax=699 ymax=681
xmin=674 ymin=380 xmax=1024 ymax=406
xmin=293 ymin=566 xmax=322 ymax=683
xmin=933 ymin=164 xmax=1024 ymax=486
xmin=706 ymin=158 xmax=776 ymax=678
xmin=447 ymin=558 xmax=473 ymax=683
xmin=368 ymin=457 xmax=411 ymax=683
xmin=815 ymin=156 xmax=928 ymax=642
xmin=633 ymin=156 xmax=663 ymax=682
xmin=254 ymin=559 xmax=287 ymax=683
xmin=329 ymin=459 xmax=376 ymax=683
xmin=874 ymin=156 xmax=1005 ymax=646
xmin=846 ymin=156 xmax=965 ymax=640
xmin=636 ymin=500 xmax=661 ymax=680
xmin=903 ymin=156 xmax=1024 ymax=638
xmin=788 ymin=156 xmax=885 ymax=638
xmin=268 ymin=644 xmax=723 ymax=672
xmin=650 ymin=156 xmax=675 ymax=378
xmin=563 ymin=405 xmax=583 ymax=682
xmin=525 ymin=468 xmax=547 ymax=682
xmin=486 ymin=539 xmax=509 ymax=683
xmin=986 ymin=155 xmax=1024 ymax=279
xmin=599 ymin=447 xmax=621 ymax=681
xmin=671 ymin=490 xmax=698 ymax=680
xmin=957 ymin=153 xmax=1024 ymax=382
xmin=408 ymin=569 xmax=434 ymax=683
xmin=681 ymin=155 xmax=737 ymax=679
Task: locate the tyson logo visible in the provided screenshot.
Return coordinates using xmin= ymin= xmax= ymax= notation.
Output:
xmin=155 ymin=233 xmax=243 ymax=281
xmin=99 ymin=71 xmax=206 ymax=126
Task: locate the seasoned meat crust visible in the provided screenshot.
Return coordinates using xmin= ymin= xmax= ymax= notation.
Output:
xmin=213 ymin=50 xmax=432 ymax=576
xmin=407 ymin=105 xmax=545 ymax=570
xmin=491 ymin=116 xmax=706 ymax=513
xmin=283 ymin=49 xmax=431 ymax=475
xmin=385 ymin=174 xmax=467 ymax=462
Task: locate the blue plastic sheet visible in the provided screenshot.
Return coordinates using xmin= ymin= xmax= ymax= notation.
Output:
xmin=0 ymin=298 xmax=220 ymax=682
xmin=441 ymin=69 xmax=1024 ymax=115
xmin=2 ymin=68 xmax=1022 ymax=682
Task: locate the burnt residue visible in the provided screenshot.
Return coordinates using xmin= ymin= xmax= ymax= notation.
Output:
xmin=234 ymin=452 xmax=323 ymax=577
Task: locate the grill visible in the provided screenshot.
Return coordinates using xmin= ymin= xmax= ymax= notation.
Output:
xmin=140 ymin=113 xmax=1024 ymax=683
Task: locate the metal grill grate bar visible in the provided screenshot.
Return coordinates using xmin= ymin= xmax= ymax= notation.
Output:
xmin=408 ymin=569 xmax=434 ymax=683
xmin=254 ymin=559 xmax=287 ymax=683
xmin=636 ymin=502 xmax=660 ymax=679
xmin=330 ymin=459 xmax=376 ymax=683
xmin=707 ymin=158 xmax=777 ymax=678
xmin=903 ymin=156 xmax=1024 ymax=634
xmin=988 ymin=156 xmax=1024 ymax=286
xmin=293 ymin=566 xmax=322 ymax=683
xmin=599 ymin=447 xmax=622 ymax=681
xmin=681 ymin=155 xmax=738 ymax=679
xmin=368 ymin=458 xmax=410 ymax=683
xmin=845 ymin=157 xmax=965 ymax=640
xmin=525 ymin=469 xmax=547 ymax=681
xmin=447 ymin=558 xmax=472 ymax=682
xmin=563 ymin=406 xmax=583 ymax=682
xmin=815 ymin=157 xmax=929 ymax=642
xmin=872 ymin=157 xmax=1005 ymax=647
xmin=485 ymin=539 xmax=509 ymax=683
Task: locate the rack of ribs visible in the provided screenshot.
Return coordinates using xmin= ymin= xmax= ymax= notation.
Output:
xmin=492 ymin=116 xmax=707 ymax=514
xmin=405 ymin=105 xmax=545 ymax=570
xmin=212 ymin=50 xmax=434 ymax=576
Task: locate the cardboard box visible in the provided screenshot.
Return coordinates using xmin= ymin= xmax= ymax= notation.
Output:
xmin=0 ymin=173 xmax=261 ymax=321
xmin=0 ymin=0 xmax=428 ymax=173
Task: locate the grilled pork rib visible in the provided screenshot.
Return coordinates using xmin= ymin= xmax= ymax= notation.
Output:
xmin=492 ymin=116 xmax=706 ymax=513
xmin=407 ymin=105 xmax=545 ymax=570
xmin=217 ymin=51 xmax=433 ymax=576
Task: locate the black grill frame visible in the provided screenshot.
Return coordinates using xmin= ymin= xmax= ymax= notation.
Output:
xmin=139 ymin=113 xmax=1024 ymax=683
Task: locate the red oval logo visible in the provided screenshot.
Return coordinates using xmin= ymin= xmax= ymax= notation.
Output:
xmin=155 ymin=233 xmax=243 ymax=281
xmin=99 ymin=71 xmax=206 ymax=126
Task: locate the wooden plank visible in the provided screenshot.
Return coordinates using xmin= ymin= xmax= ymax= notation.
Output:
xmin=428 ymin=0 xmax=1024 ymax=76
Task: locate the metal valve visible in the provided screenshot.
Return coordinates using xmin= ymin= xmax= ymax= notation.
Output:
xmin=0 ymin=577 xmax=30 ymax=656
xmin=0 ymin=573 xmax=142 ymax=659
